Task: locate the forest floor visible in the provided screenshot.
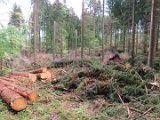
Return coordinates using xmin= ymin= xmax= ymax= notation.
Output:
xmin=0 ymin=51 xmax=160 ymax=120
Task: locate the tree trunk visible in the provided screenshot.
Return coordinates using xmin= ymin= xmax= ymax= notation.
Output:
xmin=0 ymin=79 xmax=39 ymax=101
xmin=148 ymin=0 xmax=157 ymax=67
xmin=127 ymin=27 xmax=130 ymax=54
xmin=101 ymin=0 xmax=105 ymax=61
xmin=0 ymin=84 xmax=27 ymax=111
xmin=94 ymin=0 xmax=96 ymax=47
xmin=123 ymin=28 xmax=126 ymax=51
xmin=81 ymin=0 xmax=85 ymax=58
xmin=75 ymin=30 xmax=78 ymax=57
xmin=135 ymin=24 xmax=139 ymax=55
xmin=143 ymin=22 xmax=148 ymax=53
xmin=60 ymin=33 xmax=63 ymax=58
xmin=107 ymin=17 xmax=111 ymax=48
xmin=131 ymin=0 xmax=136 ymax=61
xmin=156 ymin=24 xmax=159 ymax=51
xmin=53 ymin=21 xmax=57 ymax=59
xmin=9 ymin=72 xmax=37 ymax=84
xmin=33 ymin=0 xmax=40 ymax=63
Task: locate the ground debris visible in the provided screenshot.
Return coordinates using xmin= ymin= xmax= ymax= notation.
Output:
xmin=50 ymin=58 xmax=160 ymax=119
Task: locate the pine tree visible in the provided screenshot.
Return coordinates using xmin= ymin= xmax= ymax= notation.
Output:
xmin=9 ymin=3 xmax=24 ymax=27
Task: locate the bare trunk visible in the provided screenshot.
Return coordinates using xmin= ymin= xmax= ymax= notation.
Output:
xmin=53 ymin=21 xmax=57 ymax=59
xmin=81 ymin=0 xmax=85 ymax=58
xmin=156 ymin=24 xmax=159 ymax=51
xmin=33 ymin=0 xmax=40 ymax=63
xmin=75 ymin=30 xmax=78 ymax=57
xmin=131 ymin=0 xmax=135 ymax=61
xmin=135 ymin=24 xmax=139 ymax=55
xmin=148 ymin=0 xmax=157 ymax=66
xmin=94 ymin=0 xmax=96 ymax=46
xmin=60 ymin=33 xmax=63 ymax=58
xmin=101 ymin=0 xmax=105 ymax=61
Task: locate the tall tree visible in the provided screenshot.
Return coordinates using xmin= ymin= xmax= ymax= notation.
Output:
xmin=53 ymin=21 xmax=57 ymax=59
xmin=33 ymin=0 xmax=40 ymax=62
xmin=101 ymin=0 xmax=104 ymax=60
xmin=131 ymin=0 xmax=135 ymax=61
xmin=148 ymin=0 xmax=157 ymax=66
xmin=81 ymin=0 xmax=85 ymax=58
xmin=94 ymin=0 xmax=96 ymax=42
xmin=9 ymin=3 xmax=24 ymax=27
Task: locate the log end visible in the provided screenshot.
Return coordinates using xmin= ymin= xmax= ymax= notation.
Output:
xmin=40 ymin=71 xmax=52 ymax=80
xmin=30 ymin=74 xmax=37 ymax=83
xmin=11 ymin=97 xmax=27 ymax=111
xmin=28 ymin=92 xmax=39 ymax=102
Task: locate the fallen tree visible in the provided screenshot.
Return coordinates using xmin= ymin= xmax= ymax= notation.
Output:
xmin=0 ymin=79 xmax=39 ymax=101
xmin=0 ymin=84 xmax=27 ymax=111
xmin=36 ymin=71 xmax=52 ymax=80
xmin=29 ymin=68 xmax=47 ymax=74
xmin=9 ymin=72 xmax=37 ymax=84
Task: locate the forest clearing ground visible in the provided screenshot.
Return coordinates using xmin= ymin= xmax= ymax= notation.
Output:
xmin=0 ymin=52 xmax=160 ymax=120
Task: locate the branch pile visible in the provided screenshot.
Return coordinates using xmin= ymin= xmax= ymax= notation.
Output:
xmin=51 ymin=58 xmax=160 ymax=117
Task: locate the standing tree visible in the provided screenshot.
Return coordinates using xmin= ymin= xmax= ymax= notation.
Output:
xmin=81 ymin=0 xmax=85 ymax=58
xmin=33 ymin=0 xmax=40 ymax=62
xmin=101 ymin=0 xmax=104 ymax=60
xmin=9 ymin=3 xmax=24 ymax=28
xmin=131 ymin=0 xmax=135 ymax=61
xmin=148 ymin=0 xmax=157 ymax=67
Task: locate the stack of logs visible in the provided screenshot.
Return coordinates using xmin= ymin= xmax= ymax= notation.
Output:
xmin=0 ymin=68 xmax=52 ymax=111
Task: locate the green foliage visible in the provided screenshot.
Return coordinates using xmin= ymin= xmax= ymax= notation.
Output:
xmin=39 ymin=0 xmax=80 ymax=52
xmin=0 ymin=26 xmax=26 ymax=60
xmin=9 ymin=3 xmax=24 ymax=27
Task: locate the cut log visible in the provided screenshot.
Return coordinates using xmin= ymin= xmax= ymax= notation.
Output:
xmin=29 ymin=68 xmax=47 ymax=74
xmin=10 ymin=72 xmax=37 ymax=83
xmin=37 ymin=71 xmax=52 ymax=80
xmin=0 ymin=77 xmax=19 ymax=83
xmin=0 ymin=79 xmax=39 ymax=101
xmin=0 ymin=84 xmax=27 ymax=111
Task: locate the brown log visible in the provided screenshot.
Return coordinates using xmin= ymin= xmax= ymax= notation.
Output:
xmin=0 ymin=84 xmax=27 ymax=111
xmin=29 ymin=68 xmax=47 ymax=74
xmin=0 ymin=79 xmax=39 ymax=101
xmin=0 ymin=77 xmax=19 ymax=83
xmin=10 ymin=72 xmax=37 ymax=83
xmin=37 ymin=71 xmax=52 ymax=80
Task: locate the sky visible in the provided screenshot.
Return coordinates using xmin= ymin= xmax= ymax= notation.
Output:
xmin=0 ymin=0 xmax=82 ymax=27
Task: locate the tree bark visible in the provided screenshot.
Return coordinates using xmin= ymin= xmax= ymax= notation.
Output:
xmin=9 ymin=72 xmax=37 ymax=84
xmin=60 ymin=33 xmax=63 ymax=58
xmin=75 ymin=30 xmax=78 ymax=57
xmin=33 ymin=0 xmax=40 ymax=63
xmin=131 ymin=0 xmax=136 ymax=61
xmin=81 ymin=0 xmax=85 ymax=58
xmin=148 ymin=0 xmax=157 ymax=67
xmin=101 ymin=0 xmax=105 ymax=61
xmin=94 ymin=0 xmax=96 ymax=46
xmin=135 ymin=24 xmax=139 ymax=55
xmin=0 ymin=79 xmax=39 ymax=101
xmin=0 ymin=84 xmax=27 ymax=111
xmin=53 ymin=21 xmax=57 ymax=59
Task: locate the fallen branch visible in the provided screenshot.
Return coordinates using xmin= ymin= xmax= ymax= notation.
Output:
xmin=117 ymin=93 xmax=132 ymax=118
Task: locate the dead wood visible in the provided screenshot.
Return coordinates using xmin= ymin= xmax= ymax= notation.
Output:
xmin=0 ymin=79 xmax=39 ymax=101
xmin=0 ymin=84 xmax=27 ymax=111
xmin=10 ymin=72 xmax=37 ymax=84
xmin=29 ymin=68 xmax=47 ymax=74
